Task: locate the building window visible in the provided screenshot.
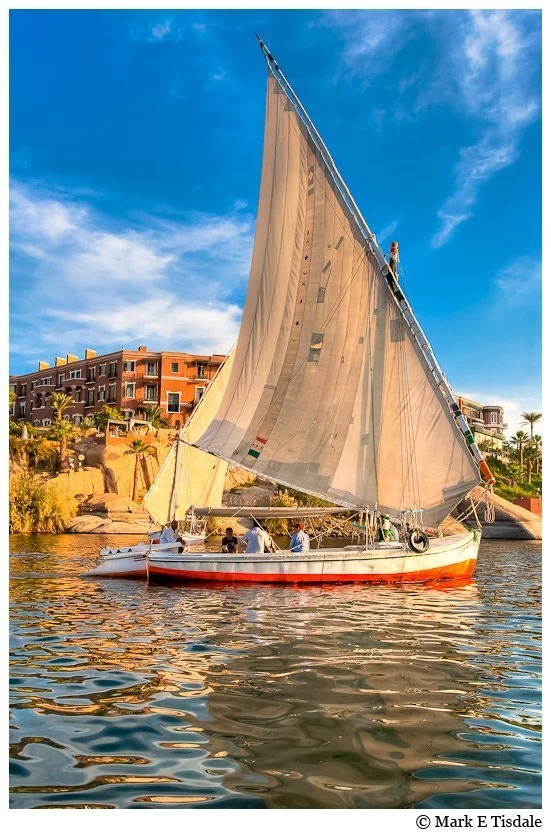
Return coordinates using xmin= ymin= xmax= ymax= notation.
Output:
xmin=58 ymin=374 xmax=65 ymax=386
xmin=34 ymin=420 xmax=40 ymax=426
xmin=124 ymin=360 xmax=136 ymax=372
xmin=87 ymin=367 xmax=96 ymax=382
xmin=145 ymin=384 xmax=157 ymax=402
xmin=491 ymin=412 xmax=497 ymax=424
xmin=146 ymin=361 xmax=158 ymax=376
xmin=42 ymin=418 xmax=51 ymax=427
xmin=42 ymin=377 xmax=52 ymax=386
xmin=74 ymin=389 xmax=82 ymax=403
xmin=194 ymin=386 xmax=205 ymax=404
xmin=19 ymin=401 xmax=26 ymax=418
xmin=86 ymin=389 xmax=94 ymax=406
xmin=196 ymin=363 xmax=206 ymax=379
xmin=125 ymin=382 xmax=135 ymax=398
xmin=167 ymin=392 xmax=180 ymax=413
xmin=108 ymin=362 xmax=117 ymax=378
xmin=20 ymin=383 xmax=27 ymax=396
xmin=99 ymin=364 xmax=106 ymax=376
xmin=69 ymin=369 xmax=82 ymax=379
xmin=74 ymin=415 xmax=82 ymax=425
xmin=98 ymin=386 xmax=106 ymax=402
xmin=171 ymin=362 xmax=178 ymax=373
xmin=107 ymin=383 xmax=116 ymax=403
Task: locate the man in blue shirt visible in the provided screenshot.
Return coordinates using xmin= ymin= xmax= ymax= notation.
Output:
xmin=289 ymin=522 xmax=310 ymax=552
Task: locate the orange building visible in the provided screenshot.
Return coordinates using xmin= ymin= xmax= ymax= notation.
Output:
xmin=9 ymin=346 xmax=226 ymax=429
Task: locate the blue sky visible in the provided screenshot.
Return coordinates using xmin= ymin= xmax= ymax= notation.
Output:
xmin=10 ymin=9 xmax=541 ymax=432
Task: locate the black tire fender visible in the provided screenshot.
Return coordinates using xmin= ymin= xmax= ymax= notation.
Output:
xmin=407 ymin=530 xmax=429 ymax=553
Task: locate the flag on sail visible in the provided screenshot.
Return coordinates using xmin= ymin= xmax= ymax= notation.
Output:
xmin=195 ymin=73 xmax=480 ymax=527
xmin=143 ymin=350 xmax=235 ymax=524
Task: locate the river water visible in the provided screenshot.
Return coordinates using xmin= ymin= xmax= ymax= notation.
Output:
xmin=9 ymin=535 xmax=541 ymax=809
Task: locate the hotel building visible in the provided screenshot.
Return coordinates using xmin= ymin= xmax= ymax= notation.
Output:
xmin=9 ymin=346 xmax=226 ymax=429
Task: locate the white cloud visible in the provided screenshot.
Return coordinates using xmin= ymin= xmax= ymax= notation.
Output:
xmin=431 ymin=10 xmax=540 ymax=247
xmin=493 ymin=255 xmax=541 ymax=305
xmin=10 ymin=181 xmax=254 ymax=368
xmin=150 ymin=20 xmax=172 ymax=42
xmin=376 ymin=218 xmax=399 ymax=245
xmin=324 ymin=10 xmax=539 ymax=248
xmin=323 ymin=11 xmax=411 ymax=82
xmin=460 ymin=390 xmax=542 ymax=437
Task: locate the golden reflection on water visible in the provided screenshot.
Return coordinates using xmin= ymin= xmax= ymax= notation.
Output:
xmin=9 ymin=534 xmax=541 ymax=809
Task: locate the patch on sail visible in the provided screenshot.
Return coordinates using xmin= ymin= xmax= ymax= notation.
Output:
xmin=247 ymin=436 xmax=268 ymax=459
xmin=308 ymin=333 xmax=324 ymax=362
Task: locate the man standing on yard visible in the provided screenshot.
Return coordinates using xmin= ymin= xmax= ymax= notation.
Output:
xmin=289 ymin=522 xmax=310 ymax=553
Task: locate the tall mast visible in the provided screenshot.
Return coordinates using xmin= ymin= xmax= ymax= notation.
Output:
xmin=255 ymin=36 xmax=494 ymax=487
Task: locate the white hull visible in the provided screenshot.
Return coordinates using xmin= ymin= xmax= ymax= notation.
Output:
xmin=147 ymin=530 xmax=481 ymax=585
xmin=83 ymin=534 xmax=205 ymax=578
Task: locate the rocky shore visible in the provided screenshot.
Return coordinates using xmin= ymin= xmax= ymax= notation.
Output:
xmin=11 ymin=434 xmax=541 ymax=540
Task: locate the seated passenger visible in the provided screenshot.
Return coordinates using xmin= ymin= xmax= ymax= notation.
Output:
xmin=289 ymin=522 xmax=310 ymax=552
xmin=222 ymin=527 xmax=238 ymax=553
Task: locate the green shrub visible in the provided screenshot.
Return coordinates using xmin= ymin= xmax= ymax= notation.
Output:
xmin=9 ymin=472 xmax=77 ymax=533
xmin=265 ymin=488 xmax=334 ymax=535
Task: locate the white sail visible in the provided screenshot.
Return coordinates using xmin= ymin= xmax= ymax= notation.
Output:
xmin=196 ymin=73 xmax=480 ymax=527
xmin=143 ymin=350 xmax=235 ymax=524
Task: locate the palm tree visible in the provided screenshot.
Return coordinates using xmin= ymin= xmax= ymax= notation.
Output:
xmin=124 ymin=439 xmax=156 ymax=502
xmin=50 ymin=392 xmax=74 ymax=422
xmin=524 ymin=443 xmax=539 ymax=485
xmin=532 ymin=434 xmax=542 ymax=476
xmin=81 ymin=415 xmax=96 ymax=433
xmin=512 ymin=430 xmax=530 ymax=482
xmin=92 ymin=405 xmax=123 ymax=433
xmin=143 ymin=405 xmax=169 ymax=429
xmin=48 ymin=419 xmax=77 ymax=471
xmin=477 ymin=438 xmax=495 ymax=457
xmin=521 ymin=412 xmax=542 ymax=441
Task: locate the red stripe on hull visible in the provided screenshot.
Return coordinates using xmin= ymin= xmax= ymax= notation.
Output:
xmin=147 ymin=557 xmax=477 ymax=585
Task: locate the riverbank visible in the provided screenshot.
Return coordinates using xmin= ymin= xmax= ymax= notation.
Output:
xmin=10 ymin=433 xmax=542 ymax=540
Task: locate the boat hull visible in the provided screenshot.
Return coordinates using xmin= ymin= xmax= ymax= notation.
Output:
xmin=147 ymin=530 xmax=480 ymax=585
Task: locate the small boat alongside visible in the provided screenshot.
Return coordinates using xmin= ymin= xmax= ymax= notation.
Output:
xmin=147 ymin=529 xmax=480 ymax=584
xmin=82 ymin=533 xmax=205 ymax=578
xmin=83 ymin=351 xmax=235 ymax=580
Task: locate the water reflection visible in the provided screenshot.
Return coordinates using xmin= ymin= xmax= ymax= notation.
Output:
xmin=10 ymin=535 xmax=541 ymax=808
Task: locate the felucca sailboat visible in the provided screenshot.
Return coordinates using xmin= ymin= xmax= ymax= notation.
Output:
xmin=147 ymin=39 xmax=495 ymax=584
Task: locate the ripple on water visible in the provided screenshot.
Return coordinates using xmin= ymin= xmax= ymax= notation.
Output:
xmin=9 ymin=534 xmax=541 ymax=808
